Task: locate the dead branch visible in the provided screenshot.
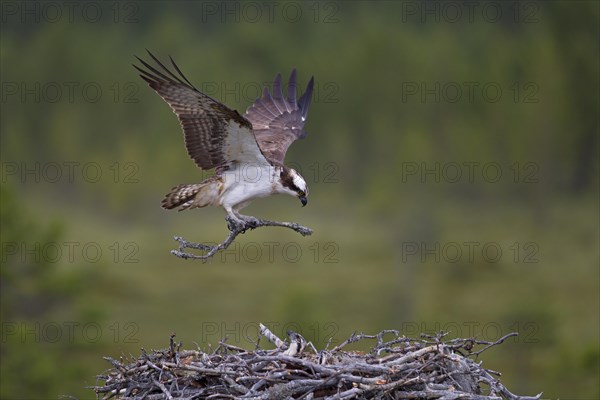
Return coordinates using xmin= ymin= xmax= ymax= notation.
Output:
xmin=170 ymin=216 xmax=313 ymax=261
xmin=91 ymin=325 xmax=542 ymax=400
xmin=259 ymin=323 xmax=286 ymax=349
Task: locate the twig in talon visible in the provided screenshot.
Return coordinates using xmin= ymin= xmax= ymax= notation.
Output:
xmin=134 ymin=52 xmax=317 ymax=257
xmin=174 ymin=236 xmax=213 ymax=251
xmin=170 ymin=218 xmax=313 ymax=261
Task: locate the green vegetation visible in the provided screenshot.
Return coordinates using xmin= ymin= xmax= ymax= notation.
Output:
xmin=1 ymin=1 xmax=598 ymax=399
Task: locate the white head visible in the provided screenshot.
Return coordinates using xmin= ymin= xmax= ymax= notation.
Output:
xmin=279 ymin=167 xmax=309 ymax=206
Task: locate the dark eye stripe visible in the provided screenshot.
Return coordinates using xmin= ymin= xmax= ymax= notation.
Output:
xmin=280 ymin=168 xmax=296 ymax=190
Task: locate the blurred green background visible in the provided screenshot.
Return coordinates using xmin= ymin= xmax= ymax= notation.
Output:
xmin=1 ymin=1 xmax=598 ymax=399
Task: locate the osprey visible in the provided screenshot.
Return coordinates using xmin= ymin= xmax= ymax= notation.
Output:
xmin=133 ymin=51 xmax=314 ymax=231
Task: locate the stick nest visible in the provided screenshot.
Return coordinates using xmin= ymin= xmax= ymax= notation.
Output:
xmin=92 ymin=325 xmax=542 ymax=400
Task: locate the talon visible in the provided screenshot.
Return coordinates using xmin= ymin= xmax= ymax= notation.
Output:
xmin=245 ymin=217 xmax=260 ymax=229
xmin=226 ymin=216 xmax=246 ymax=232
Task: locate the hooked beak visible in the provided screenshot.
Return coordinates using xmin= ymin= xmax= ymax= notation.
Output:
xmin=299 ymin=195 xmax=308 ymax=207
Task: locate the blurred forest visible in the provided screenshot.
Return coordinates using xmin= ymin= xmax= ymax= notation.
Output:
xmin=1 ymin=1 xmax=598 ymax=399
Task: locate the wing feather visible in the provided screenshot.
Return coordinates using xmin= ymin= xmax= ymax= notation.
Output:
xmin=272 ymin=73 xmax=290 ymax=113
xmin=286 ymin=69 xmax=298 ymax=106
xmin=134 ymin=51 xmax=269 ymax=171
xmin=245 ymin=69 xmax=314 ymax=165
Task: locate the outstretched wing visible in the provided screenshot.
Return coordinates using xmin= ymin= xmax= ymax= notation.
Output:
xmin=133 ymin=50 xmax=270 ymax=171
xmin=244 ymin=70 xmax=314 ymax=165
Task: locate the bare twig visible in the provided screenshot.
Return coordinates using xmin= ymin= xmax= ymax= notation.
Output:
xmin=152 ymin=378 xmax=173 ymax=400
xmin=469 ymin=332 xmax=519 ymax=359
xmin=259 ymin=323 xmax=286 ymax=349
xmin=171 ymin=216 xmax=313 ymax=261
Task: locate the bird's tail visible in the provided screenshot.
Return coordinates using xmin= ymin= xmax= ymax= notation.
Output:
xmin=161 ymin=181 xmax=219 ymax=211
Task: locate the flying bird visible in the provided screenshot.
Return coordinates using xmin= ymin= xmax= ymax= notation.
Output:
xmin=133 ymin=51 xmax=314 ymax=231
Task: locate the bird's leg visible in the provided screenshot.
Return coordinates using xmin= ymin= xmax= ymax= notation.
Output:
xmin=228 ymin=206 xmax=260 ymax=231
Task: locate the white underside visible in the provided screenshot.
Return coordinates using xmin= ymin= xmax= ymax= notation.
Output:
xmin=217 ymin=122 xmax=283 ymax=221
xmin=219 ymin=164 xmax=282 ymax=218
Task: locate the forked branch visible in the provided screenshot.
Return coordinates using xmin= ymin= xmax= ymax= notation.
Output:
xmin=170 ymin=216 xmax=313 ymax=260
